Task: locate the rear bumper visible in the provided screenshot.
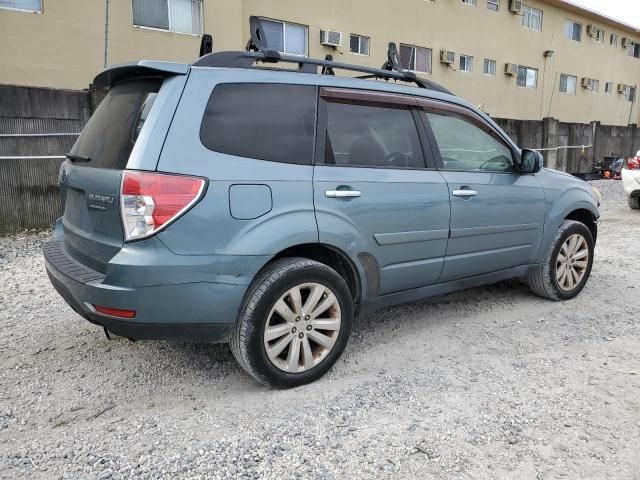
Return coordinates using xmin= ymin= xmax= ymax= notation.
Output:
xmin=44 ymin=236 xmax=270 ymax=343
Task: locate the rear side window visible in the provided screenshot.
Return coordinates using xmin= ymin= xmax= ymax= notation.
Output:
xmin=200 ymin=83 xmax=316 ymax=165
xmin=323 ymin=101 xmax=425 ymax=169
xmin=70 ymin=79 xmax=161 ymax=169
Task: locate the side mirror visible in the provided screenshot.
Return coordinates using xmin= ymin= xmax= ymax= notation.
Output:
xmin=520 ymin=149 xmax=543 ymax=174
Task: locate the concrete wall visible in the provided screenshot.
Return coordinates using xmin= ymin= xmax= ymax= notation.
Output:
xmin=1 ymin=0 xmax=640 ymax=125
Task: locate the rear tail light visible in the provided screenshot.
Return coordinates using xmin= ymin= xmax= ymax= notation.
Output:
xmin=121 ymin=171 xmax=206 ymax=241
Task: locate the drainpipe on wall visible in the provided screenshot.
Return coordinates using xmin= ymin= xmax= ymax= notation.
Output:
xmin=628 ymin=84 xmax=637 ymax=126
xmin=103 ymin=0 xmax=110 ymax=69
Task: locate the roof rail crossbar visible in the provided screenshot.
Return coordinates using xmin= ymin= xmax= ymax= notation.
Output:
xmin=193 ymin=51 xmax=452 ymax=95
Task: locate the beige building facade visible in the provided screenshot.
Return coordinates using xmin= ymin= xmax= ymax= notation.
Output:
xmin=1 ymin=0 xmax=639 ymax=125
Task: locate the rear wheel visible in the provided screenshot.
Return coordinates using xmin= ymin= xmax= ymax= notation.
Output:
xmin=629 ymin=195 xmax=640 ymax=210
xmin=527 ymin=220 xmax=594 ymax=301
xmin=230 ymin=258 xmax=353 ymax=388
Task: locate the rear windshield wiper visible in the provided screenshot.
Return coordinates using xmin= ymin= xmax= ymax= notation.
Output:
xmin=66 ymin=153 xmax=91 ymax=163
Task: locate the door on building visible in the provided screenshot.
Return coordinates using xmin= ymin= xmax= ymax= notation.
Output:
xmin=313 ymin=88 xmax=451 ymax=297
xmin=418 ymin=101 xmax=546 ymax=283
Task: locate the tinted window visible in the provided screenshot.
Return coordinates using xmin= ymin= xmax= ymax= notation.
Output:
xmin=200 ymin=84 xmax=316 ymax=165
xmin=323 ymin=102 xmax=425 ymax=169
xmin=426 ymin=111 xmax=514 ymax=172
xmin=70 ymin=79 xmax=160 ymax=169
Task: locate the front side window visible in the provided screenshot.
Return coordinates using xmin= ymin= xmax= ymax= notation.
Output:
xmin=565 ymin=20 xmax=582 ymax=41
xmin=522 ymin=5 xmax=543 ymax=31
xmin=559 ymin=74 xmax=577 ymax=94
xmin=132 ymin=0 xmax=203 ymax=35
xmin=460 ymin=55 xmax=474 ymax=72
xmin=483 ymin=59 xmax=496 ymax=76
xmin=517 ymin=66 xmax=538 ymax=88
xmin=200 ymin=84 xmax=316 ymax=165
xmin=0 ymin=0 xmax=41 ymax=12
xmin=261 ymin=18 xmax=308 ymax=56
xmin=487 ymin=0 xmax=499 ymax=11
xmin=323 ymin=102 xmax=425 ymax=169
xmin=399 ymin=44 xmax=432 ymax=74
xmin=426 ymin=111 xmax=513 ymax=172
xmin=350 ymin=34 xmax=370 ymax=55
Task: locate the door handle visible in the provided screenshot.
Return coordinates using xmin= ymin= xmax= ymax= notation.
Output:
xmin=452 ymin=189 xmax=478 ymax=198
xmin=325 ymin=190 xmax=361 ymax=198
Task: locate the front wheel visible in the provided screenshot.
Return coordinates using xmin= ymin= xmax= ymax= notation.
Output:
xmin=629 ymin=195 xmax=640 ymax=210
xmin=230 ymin=257 xmax=354 ymax=388
xmin=527 ymin=220 xmax=594 ymax=301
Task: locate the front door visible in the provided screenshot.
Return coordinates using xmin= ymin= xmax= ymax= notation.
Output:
xmin=313 ymin=89 xmax=451 ymax=298
xmin=420 ymin=105 xmax=546 ymax=282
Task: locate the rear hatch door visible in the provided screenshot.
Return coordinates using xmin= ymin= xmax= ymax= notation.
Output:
xmin=60 ymin=71 xmax=183 ymax=272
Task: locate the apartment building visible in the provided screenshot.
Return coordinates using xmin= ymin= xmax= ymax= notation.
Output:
xmin=1 ymin=0 xmax=639 ymax=125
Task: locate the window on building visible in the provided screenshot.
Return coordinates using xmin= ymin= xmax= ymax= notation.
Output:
xmin=399 ymin=44 xmax=433 ymax=74
xmin=462 ymin=0 xmax=477 ymax=5
xmin=487 ymin=0 xmax=499 ymax=11
xmin=0 ymin=0 xmax=40 ymax=11
xmin=323 ymin=102 xmax=425 ymax=169
xmin=460 ymin=55 xmax=474 ymax=72
xmin=591 ymin=79 xmax=600 ymax=92
xmin=622 ymin=85 xmax=636 ymax=102
xmin=517 ymin=66 xmax=538 ymax=88
xmin=559 ymin=74 xmax=577 ymax=94
xmin=350 ymin=34 xmax=370 ymax=55
xmin=604 ymin=82 xmax=613 ymax=94
xmin=261 ymin=18 xmax=308 ymax=56
xmin=610 ymin=33 xmax=618 ymax=47
xmin=425 ymin=112 xmax=514 ymax=172
xmin=483 ymin=59 xmax=497 ymax=76
xmin=132 ymin=0 xmax=203 ymax=35
xmin=200 ymin=84 xmax=316 ymax=164
xmin=522 ymin=5 xmax=543 ymax=31
xmin=595 ymin=28 xmax=605 ymax=43
xmin=629 ymin=42 xmax=640 ymax=58
xmin=565 ymin=20 xmax=582 ymax=41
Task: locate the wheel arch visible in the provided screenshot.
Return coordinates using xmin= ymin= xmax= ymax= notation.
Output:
xmin=565 ymin=208 xmax=598 ymax=243
xmin=271 ymin=243 xmax=365 ymax=305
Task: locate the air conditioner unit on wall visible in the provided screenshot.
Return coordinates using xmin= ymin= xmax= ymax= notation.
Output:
xmin=618 ymin=83 xmax=627 ymax=94
xmin=622 ymin=37 xmax=633 ymax=48
xmin=586 ymin=25 xmax=597 ymax=38
xmin=439 ymin=49 xmax=455 ymax=64
xmin=509 ymin=0 xmax=523 ymax=13
xmin=320 ymin=29 xmax=342 ymax=47
xmin=504 ymin=63 xmax=518 ymax=76
xmin=581 ymin=77 xmax=593 ymax=89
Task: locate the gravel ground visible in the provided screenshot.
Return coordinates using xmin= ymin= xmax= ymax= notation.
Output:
xmin=0 ymin=179 xmax=639 ymax=480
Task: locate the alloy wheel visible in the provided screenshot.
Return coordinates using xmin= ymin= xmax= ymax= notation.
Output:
xmin=555 ymin=233 xmax=589 ymax=292
xmin=263 ymin=283 xmax=341 ymax=373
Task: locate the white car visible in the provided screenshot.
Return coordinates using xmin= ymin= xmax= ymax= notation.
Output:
xmin=622 ymin=152 xmax=640 ymax=210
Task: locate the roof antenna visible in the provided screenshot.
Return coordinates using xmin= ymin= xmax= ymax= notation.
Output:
xmin=199 ymin=34 xmax=213 ymax=57
xmin=246 ymin=16 xmax=268 ymax=51
xmin=321 ymin=54 xmax=335 ymax=75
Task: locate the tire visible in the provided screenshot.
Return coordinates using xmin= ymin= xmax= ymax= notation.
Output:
xmin=229 ymin=257 xmax=354 ymax=388
xmin=527 ymin=220 xmax=594 ymax=301
xmin=629 ymin=195 xmax=640 ymax=210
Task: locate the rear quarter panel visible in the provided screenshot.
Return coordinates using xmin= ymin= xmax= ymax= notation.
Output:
xmin=155 ymin=68 xmax=318 ymax=257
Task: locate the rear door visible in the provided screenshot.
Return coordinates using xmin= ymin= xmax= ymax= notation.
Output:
xmin=418 ymin=100 xmax=545 ymax=282
xmin=59 ymin=75 xmax=182 ymax=272
xmin=313 ymin=88 xmax=450 ymax=298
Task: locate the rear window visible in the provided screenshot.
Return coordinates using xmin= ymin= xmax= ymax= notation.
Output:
xmin=70 ymin=78 xmax=161 ymax=169
xmin=200 ymin=83 xmax=316 ymax=165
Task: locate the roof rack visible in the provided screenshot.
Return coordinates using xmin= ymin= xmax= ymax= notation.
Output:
xmin=192 ymin=16 xmax=453 ymax=96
